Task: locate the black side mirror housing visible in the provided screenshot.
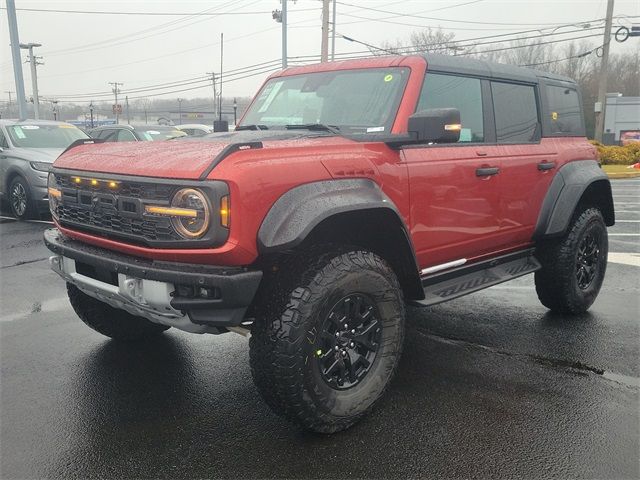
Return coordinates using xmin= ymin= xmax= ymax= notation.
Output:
xmin=407 ymin=108 xmax=461 ymax=144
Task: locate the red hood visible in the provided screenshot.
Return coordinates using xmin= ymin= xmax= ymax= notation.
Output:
xmin=53 ymin=140 xmax=229 ymax=180
xmin=53 ymin=131 xmax=356 ymax=180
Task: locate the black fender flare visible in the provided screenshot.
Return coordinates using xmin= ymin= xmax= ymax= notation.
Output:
xmin=257 ymin=179 xmax=423 ymax=298
xmin=258 ymin=178 xmax=409 ymax=251
xmin=533 ymin=160 xmax=614 ymax=239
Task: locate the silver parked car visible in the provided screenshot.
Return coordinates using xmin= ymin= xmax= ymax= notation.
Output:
xmin=0 ymin=119 xmax=89 ymax=219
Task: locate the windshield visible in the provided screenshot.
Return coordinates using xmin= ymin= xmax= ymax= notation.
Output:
xmin=6 ymin=123 xmax=88 ymax=148
xmin=134 ymin=126 xmax=186 ymax=141
xmin=240 ymin=67 xmax=410 ymax=134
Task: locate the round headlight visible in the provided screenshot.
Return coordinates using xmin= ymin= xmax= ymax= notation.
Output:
xmin=170 ymin=188 xmax=211 ymax=239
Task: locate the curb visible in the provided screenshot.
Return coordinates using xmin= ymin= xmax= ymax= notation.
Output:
xmin=606 ymin=172 xmax=640 ymax=179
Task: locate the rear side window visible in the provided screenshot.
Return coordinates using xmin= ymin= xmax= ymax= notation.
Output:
xmin=491 ymin=82 xmax=539 ymax=143
xmin=417 ymin=73 xmax=484 ymax=142
xmin=0 ymin=130 xmax=8 ymax=148
xmin=546 ymin=85 xmax=582 ymax=135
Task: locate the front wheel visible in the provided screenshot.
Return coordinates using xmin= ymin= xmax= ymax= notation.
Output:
xmin=9 ymin=176 xmax=37 ymax=220
xmin=67 ymin=284 xmax=170 ymax=341
xmin=535 ymin=207 xmax=608 ymax=314
xmin=249 ymin=248 xmax=405 ymax=433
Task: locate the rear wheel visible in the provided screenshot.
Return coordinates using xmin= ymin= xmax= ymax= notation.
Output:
xmin=535 ymin=207 xmax=608 ymax=314
xmin=249 ymin=247 xmax=405 ymax=433
xmin=67 ymin=284 xmax=170 ymax=341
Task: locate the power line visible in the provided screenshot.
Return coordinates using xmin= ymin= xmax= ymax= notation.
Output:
xmin=335 ymin=1 xmax=613 ymax=27
xmin=0 ymin=6 xmax=320 ymax=16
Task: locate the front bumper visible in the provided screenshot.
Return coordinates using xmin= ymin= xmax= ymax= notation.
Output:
xmin=44 ymin=228 xmax=262 ymax=332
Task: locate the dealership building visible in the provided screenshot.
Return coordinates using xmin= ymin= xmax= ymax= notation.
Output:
xmin=603 ymin=94 xmax=640 ymax=145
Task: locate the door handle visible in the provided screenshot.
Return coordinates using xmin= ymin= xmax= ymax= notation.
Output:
xmin=476 ymin=150 xmax=488 ymax=157
xmin=476 ymin=166 xmax=500 ymax=177
xmin=537 ymin=161 xmax=556 ymax=171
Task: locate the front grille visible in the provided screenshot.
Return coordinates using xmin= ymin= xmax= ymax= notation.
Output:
xmin=50 ymin=172 xmax=230 ymax=248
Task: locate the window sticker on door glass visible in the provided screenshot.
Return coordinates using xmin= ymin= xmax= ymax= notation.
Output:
xmin=258 ymin=81 xmax=283 ymax=113
xmin=384 ymin=74 xmax=393 ymax=82
xmin=459 ymin=128 xmax=472 ymax=142
xmin=13 ymin=127 xmax=26 ymax=139
xmin=21 ymin=125 xmax=40 ymax=130
xmin=366 ymin=126 xmax=385 ymax=133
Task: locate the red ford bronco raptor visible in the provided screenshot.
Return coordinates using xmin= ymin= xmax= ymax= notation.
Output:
xmin=44 ymin=54 xmax=614 ymax=433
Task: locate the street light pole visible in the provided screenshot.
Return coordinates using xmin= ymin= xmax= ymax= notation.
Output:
xmin=89 ymin=102 xmax=94 ymax=128
xmin=6 ymin=0 xmax=28 ymax=120
xmin=20 ymin=42 xmax=42 ymax=119
xmin=233 ymin=97 xmax=237 ymax=126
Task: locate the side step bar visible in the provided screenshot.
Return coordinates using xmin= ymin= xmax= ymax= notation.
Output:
xmin=411 ymin=249 xmax=541 ymax=307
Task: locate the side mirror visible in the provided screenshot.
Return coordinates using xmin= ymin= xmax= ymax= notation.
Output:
xmin=407 ymin=108 xmax=461 ymax=144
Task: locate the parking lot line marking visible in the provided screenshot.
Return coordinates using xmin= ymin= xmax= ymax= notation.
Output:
xmin=0 ymin=215 xmax=53 ymax=225
xmin=609 ymin=233 xmax=640 ymax=236
xmin=608 ymin=252 xmax=640 ymax=267
xmin=615 ymin=220 xmax=640 ymax=223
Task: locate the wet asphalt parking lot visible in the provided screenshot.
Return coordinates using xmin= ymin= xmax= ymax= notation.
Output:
xmin=1 ymin=179 xmax=639 ymax=479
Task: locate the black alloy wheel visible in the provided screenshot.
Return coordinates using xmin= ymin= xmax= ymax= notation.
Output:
xmin=316 ymin=294 xmax=382 ymax=390
xmin=576 ymin=232 xmax=601 ymax=290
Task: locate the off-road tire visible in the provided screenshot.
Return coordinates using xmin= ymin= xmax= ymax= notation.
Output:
xmin=535 ymin=207 xmax=608 ymax=314
xmin=67 ymin=283 xmax=170 ymax=341
xmin=249 ymin=247 xmax=405 ymax=433
xmin=9 ymin=176 xmax=37 ymax=220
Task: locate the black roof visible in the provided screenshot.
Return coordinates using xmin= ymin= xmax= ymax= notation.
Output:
xmin=422 ymin=53 xmax=576 ymax=84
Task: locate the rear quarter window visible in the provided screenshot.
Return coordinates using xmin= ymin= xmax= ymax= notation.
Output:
xmin=546 ymin=85 xmax=583 ymax=135
xmin=491 ymin=82 xmax=539 ymax=143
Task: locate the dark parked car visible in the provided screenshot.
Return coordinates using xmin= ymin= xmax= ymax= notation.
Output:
xmin=88 ymin=124 xmax=186 ymax=142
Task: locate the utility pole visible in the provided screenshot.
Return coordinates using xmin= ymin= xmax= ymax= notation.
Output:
xmin=5 ymin=91 xmax=13 ymax=116
xmin=177 ymin=98 xmax=183 ymax=124
xmin=51 ymin=100 xmax=58 ymax=121
xmin=331 ymin=0 xmax=337 ymax=61
xmin=89 ymin=102 xmax=94 ymax=128
xmin=206 ymin=72 xmax=217 ymax=122
xmin=272 ymin=1 xmax=288 ymax=68
xmin=321 ymin=0 xmax=330 ymax=62
xmin=282 ymin=0 xmax=288 ymax=68
xmin=20 ymin=42 xmax=42 ymax=119
xmin=125 ymin=95 xmax=130 ymax=124
xmin=219 ymin=33 xmax=224 ymax=123
xmin=109 ymin=81 xmax=123 ymax=124
xmin=6 ymin=0 xmax=28 ymax=120
xmin=594 ymin=0 xmax=615 ymax=142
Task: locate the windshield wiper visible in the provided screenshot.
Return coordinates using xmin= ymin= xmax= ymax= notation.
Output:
xmin=285 ymin=123 xmax=341 ymax=135
xmin=235 ymin=124 xmax=269 ymax=131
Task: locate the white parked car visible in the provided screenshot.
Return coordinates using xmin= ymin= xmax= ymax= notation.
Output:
xmin=175 ymin=124 xmax=213 ymax=137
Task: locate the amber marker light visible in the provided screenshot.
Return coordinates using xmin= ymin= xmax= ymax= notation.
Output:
xmin=219 ymin=195 xmax=230 ymax=227
xmin=108 ymin=181 xmax=118 ymax=188
xmin=444 ymin=124 xmax=462 ymax=131
xmin=144 ymin=205 xmax=199 ymax=217
xmin=47 ymin=187 xmax=61 ymax=199
xmin=72 ymin=176 xmax=81 ymax=184
xmin=90 ymin=179 xmax=98 ymax=186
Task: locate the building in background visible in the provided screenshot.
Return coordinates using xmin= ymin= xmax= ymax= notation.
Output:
xmin=603 ymin=94 xmax=640 ymax=145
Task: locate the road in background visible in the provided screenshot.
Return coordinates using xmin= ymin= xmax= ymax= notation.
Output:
xmin=1 ymin=180 xmax=638 ymax=479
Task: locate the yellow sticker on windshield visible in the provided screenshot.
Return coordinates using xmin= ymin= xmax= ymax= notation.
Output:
xmin=384 ymin=74 xmax=393 ymax=82
xmin=551 ymin=112 xmax=558 ymax=120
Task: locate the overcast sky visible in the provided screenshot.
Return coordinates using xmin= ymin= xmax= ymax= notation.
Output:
xmin=1 ymin=0 xmax=638 ymax=106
